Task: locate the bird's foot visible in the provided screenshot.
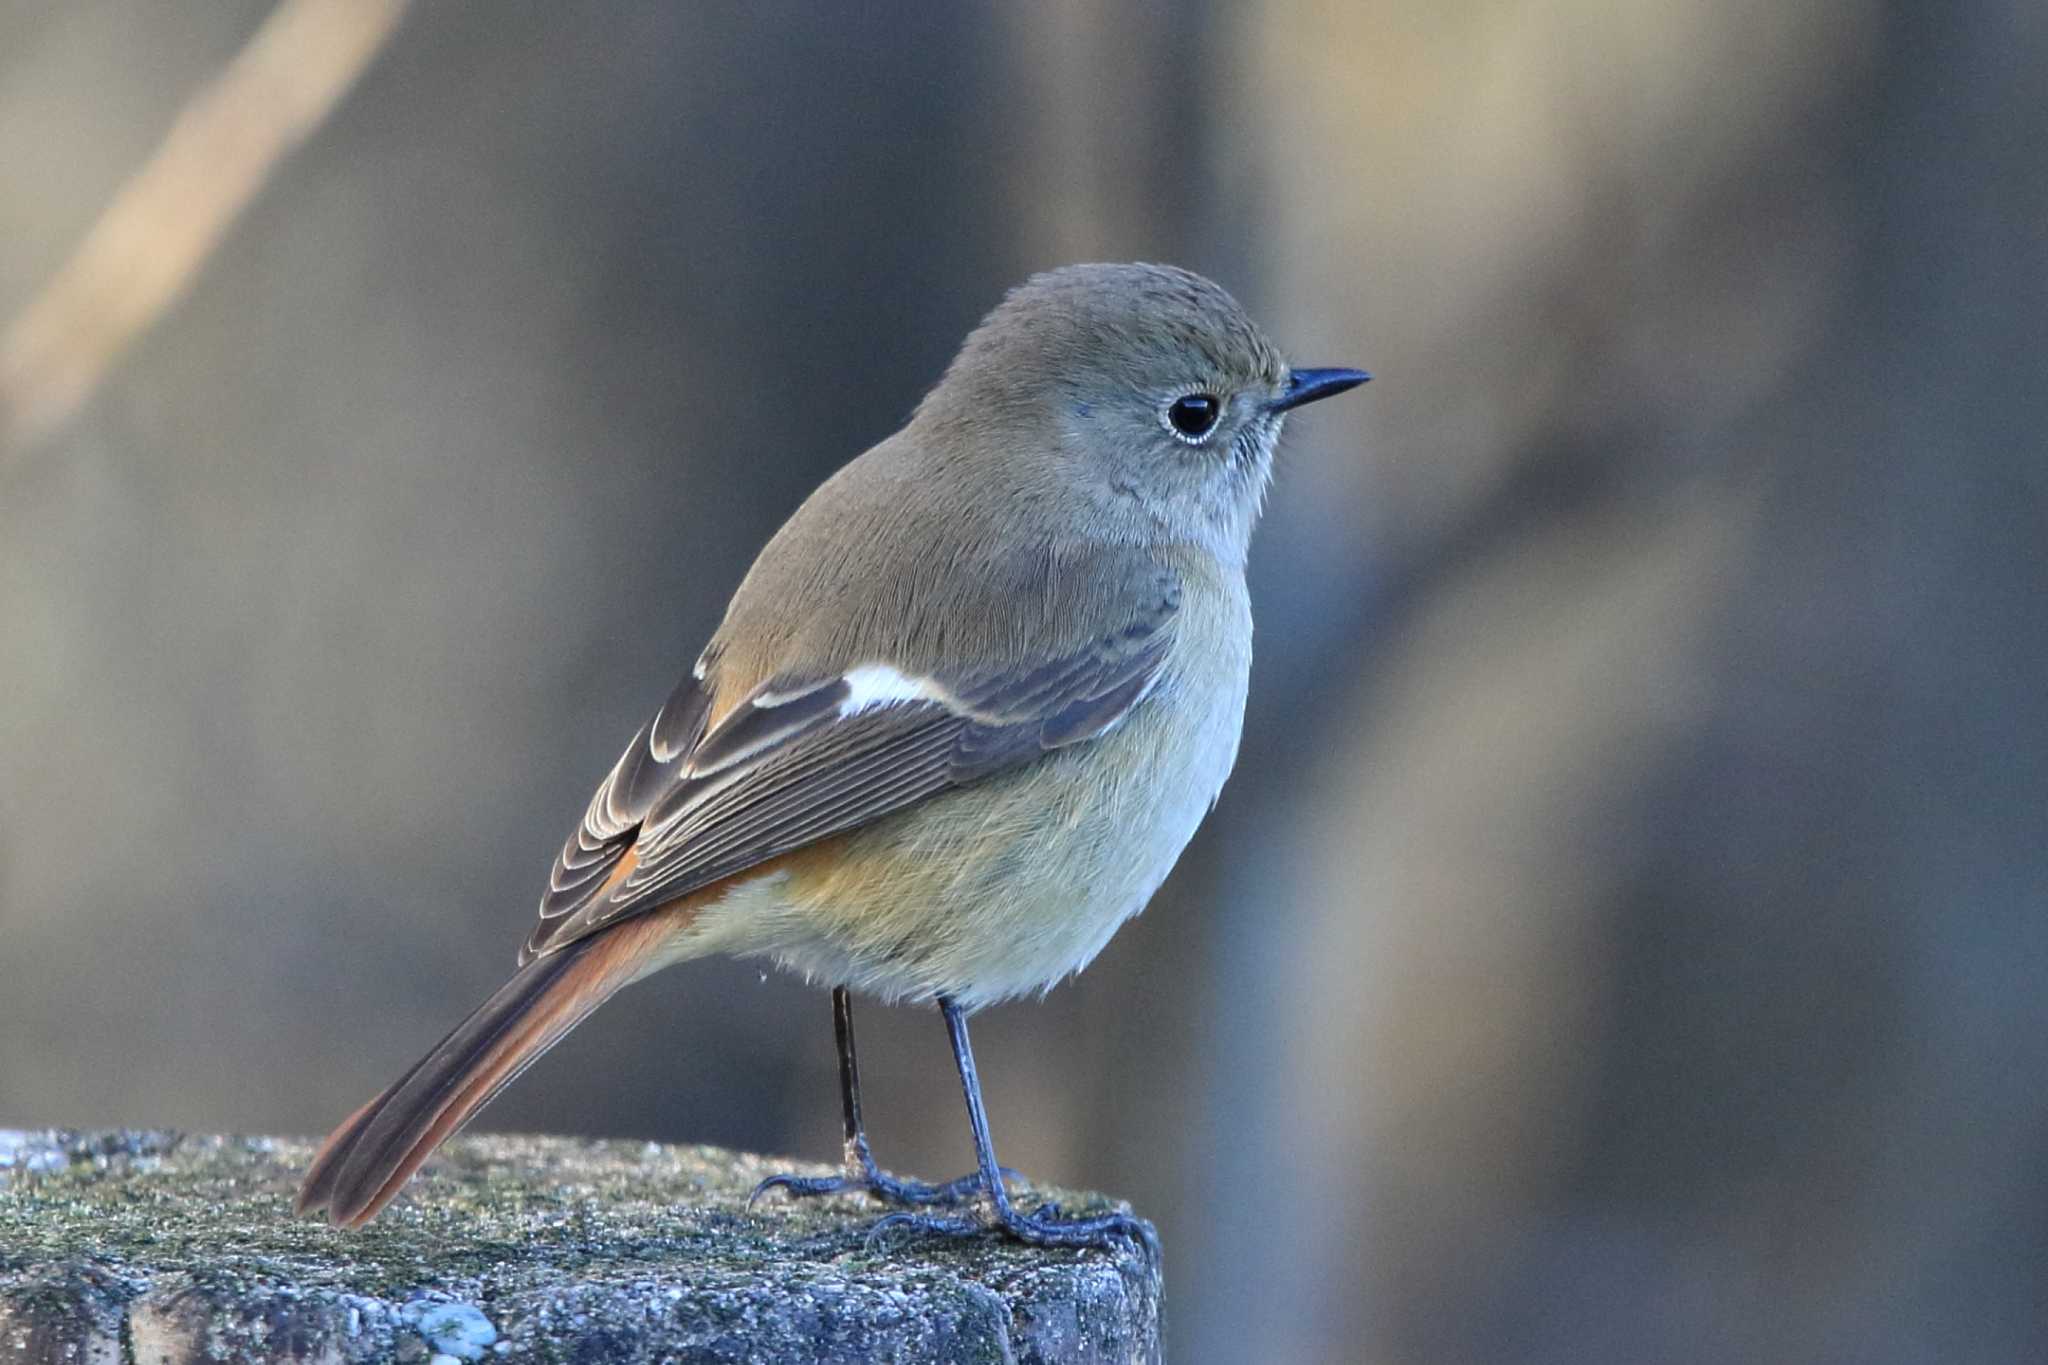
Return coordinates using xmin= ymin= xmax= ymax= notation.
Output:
xmin=749 ymin=1166 xmax=994 ymax=1209
xmin=867 ymin=1196 xmax=1158 ymax=1259
xmin=748 ymin=1137 xmax=1022 ymax=1210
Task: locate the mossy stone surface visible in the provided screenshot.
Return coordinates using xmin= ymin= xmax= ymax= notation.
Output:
xmin=0 ymin=1130 xmax=1160 ymax=1363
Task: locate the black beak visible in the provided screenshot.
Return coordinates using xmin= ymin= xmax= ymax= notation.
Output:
xmin=1268 ymin=367 xmax=1371 ymax=413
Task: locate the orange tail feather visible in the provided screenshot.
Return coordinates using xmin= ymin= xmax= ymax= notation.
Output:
xmin=295 ymin=909 xmax=683 ymax=1227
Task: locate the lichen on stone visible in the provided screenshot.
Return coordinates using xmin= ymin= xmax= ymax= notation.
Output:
xmin=0 ymin=1130 xmax=1161 ymax=1364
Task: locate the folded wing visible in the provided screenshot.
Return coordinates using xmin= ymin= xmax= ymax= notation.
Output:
xmin=522 ymin=568 xmax=1182 ymax=963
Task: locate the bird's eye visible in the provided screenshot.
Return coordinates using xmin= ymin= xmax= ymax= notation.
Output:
xmin=1165 ymin=393 xmax=1222 ymax=443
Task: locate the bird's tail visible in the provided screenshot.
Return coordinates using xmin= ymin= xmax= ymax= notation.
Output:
xmin=295 ymin=909 xmax=683 ymax=1227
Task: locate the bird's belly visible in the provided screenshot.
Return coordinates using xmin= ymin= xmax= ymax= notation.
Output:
xmin=706 ymin=662 xmax=1247 ymax=1009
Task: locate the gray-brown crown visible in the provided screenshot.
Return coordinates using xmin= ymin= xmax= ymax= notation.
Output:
xmin=927 ymin=262 xmax=1287 ymax=417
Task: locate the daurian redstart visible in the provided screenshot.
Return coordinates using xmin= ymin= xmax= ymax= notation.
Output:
xmin=297 ymin=263 xmax=1368 ymax=1250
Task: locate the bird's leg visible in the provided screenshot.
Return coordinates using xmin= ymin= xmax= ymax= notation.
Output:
xmin=866 ymin=996 xmax=1158 ymax=1258
xmin=749 ymin=986 xmax=999 ymax=1208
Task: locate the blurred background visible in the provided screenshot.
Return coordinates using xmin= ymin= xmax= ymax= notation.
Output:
xmin=3 ymin=2 xmax=2044 ymax=1361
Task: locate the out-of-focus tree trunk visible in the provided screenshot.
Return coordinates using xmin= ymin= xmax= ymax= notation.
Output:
xmin=1232 ymin=0 xmax=2048 ymax=1359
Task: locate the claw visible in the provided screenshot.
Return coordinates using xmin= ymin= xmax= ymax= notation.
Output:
xmin=746 ymin=1171 xmax=841 ymax=1211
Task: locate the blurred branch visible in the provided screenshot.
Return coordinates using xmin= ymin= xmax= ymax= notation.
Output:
xmin=0 ymin=0 xmax=410 ymax=463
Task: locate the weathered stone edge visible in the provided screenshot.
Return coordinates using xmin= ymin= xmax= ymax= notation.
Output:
xmin=0 ymin=1130 xmax=1163 ymax=1364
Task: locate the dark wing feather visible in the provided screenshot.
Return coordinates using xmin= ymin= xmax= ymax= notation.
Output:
xmin=533 ymin=667 xmax=710 ymax=930
xmin=521 ymin=570 xmax=1181 ymax=964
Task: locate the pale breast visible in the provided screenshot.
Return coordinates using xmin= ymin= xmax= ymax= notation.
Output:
xmin=717 ymin=564 xmax=1254 ymax=1008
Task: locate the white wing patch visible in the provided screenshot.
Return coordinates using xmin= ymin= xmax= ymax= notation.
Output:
xmin=678 ymin=665 xmax=946 ymax=783
xmin=838 ymin=663 xmax=945 ymax=717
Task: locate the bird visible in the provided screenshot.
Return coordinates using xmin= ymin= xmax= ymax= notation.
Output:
xmin=295 ymin=262 xmax=1369 ymax=1251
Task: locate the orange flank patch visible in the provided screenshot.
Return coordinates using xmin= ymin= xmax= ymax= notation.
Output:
xmin=596 ymin=844 xmax=640 ymax=901
xmin=754 ymin=831 xmax=859 ymax=896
